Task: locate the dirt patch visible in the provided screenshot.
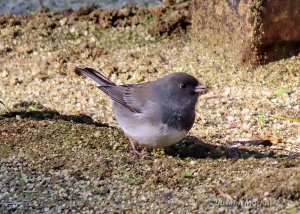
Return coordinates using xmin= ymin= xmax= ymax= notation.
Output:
xmin=148 ymin=1 xmax=191 ymax=36
xmin=237 ymin=167 xmax=300 ymax=201
xmin=1 ymin=112 xmax=300 ymax=212
xmin=0 ymin=2 xmax=192 ymax=38
xmin=78 ymin=2 xmax=192 ymax=36
xmin=74 ymin=5 xmax=148 ymax=28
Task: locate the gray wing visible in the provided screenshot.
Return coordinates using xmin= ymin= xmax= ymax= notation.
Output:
xmin=99 ymin=83 xmax=153 ymax=113
xmin=75 ymin=66 xmax=154 ymax=113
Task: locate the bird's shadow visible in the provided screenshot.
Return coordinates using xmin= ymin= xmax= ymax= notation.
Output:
xmin=1 ymin=101 xmax=295 ymax=160
xmin=0 ymin=101 xmax=108 ymax=127
xmin=165 ymin=136 xmax=295 ymax=160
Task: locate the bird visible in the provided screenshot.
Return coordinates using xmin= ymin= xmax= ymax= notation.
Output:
xmin=75 ymin=67 xmax=206 ymax=158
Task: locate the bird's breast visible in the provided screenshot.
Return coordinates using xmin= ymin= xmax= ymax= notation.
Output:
xmin=161 ymin=107 xmax=195 ymax=131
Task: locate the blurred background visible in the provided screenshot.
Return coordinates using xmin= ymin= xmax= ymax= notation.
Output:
xmin=0 ymin=0 xmax=164 ymax=14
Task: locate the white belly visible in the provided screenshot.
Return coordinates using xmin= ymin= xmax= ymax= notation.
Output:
xmin=113 ymin=108 xmax=187 ymax=148
xmin=121 ymin=121 xmax=187 ymax=148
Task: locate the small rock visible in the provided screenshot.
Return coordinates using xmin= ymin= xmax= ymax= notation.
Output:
xmin=94 ymin=131 xmax=101 ymax=138
xmin=59 ymin=17 xmax=68 ymax=26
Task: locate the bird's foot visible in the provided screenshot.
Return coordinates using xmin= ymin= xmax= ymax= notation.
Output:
xmin=131 ymin=149 xmax=153 ymax=159
xmin=129 ymin=139 xmax=153 ymax=159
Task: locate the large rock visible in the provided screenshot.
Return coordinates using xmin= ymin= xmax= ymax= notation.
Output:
xmin=192 ymin=0 xmax=300 ymax=64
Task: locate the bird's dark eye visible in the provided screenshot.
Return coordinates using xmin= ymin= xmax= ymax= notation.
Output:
xmin=180 ymin=83 xmax=187 ymax=89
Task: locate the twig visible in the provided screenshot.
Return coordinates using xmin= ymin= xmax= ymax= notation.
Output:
xmin=203 ymin=94 xmax=225 ymax=100
xmin=213 ymin=187 xmax=233 ymax=200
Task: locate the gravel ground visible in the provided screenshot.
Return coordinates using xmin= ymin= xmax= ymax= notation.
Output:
xmin=0 ymin=5 xmax=300 ymax=213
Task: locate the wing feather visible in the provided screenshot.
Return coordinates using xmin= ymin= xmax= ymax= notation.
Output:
xmin=75 ymin=67 xmax=116 ymax=86
xmin=75 ymin=66 xmax=151 ymax=113
xmin=99 ymin=85 xmax=142 ymax=113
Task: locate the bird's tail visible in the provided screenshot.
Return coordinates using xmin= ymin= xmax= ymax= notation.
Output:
xmin=75 ymin=67 xmax=116 ymax=86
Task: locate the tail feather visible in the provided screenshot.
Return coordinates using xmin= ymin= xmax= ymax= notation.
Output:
xmin=75 ymin=67 xmax=116 ymax=86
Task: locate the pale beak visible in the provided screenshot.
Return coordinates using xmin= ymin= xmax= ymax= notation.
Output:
xmin=194 ymin=84 xmax=207 ymax=93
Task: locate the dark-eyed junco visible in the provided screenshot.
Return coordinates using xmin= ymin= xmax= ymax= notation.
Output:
xmin=75 ymin=67 xmax=206 ymax=157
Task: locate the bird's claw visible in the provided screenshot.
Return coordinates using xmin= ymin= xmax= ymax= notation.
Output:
xmin=131 ymin=150 xmax=153 ymax=159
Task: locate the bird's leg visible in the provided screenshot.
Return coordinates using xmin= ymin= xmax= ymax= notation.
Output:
xmin=129 ymin=140 xmax=152 ymax=159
